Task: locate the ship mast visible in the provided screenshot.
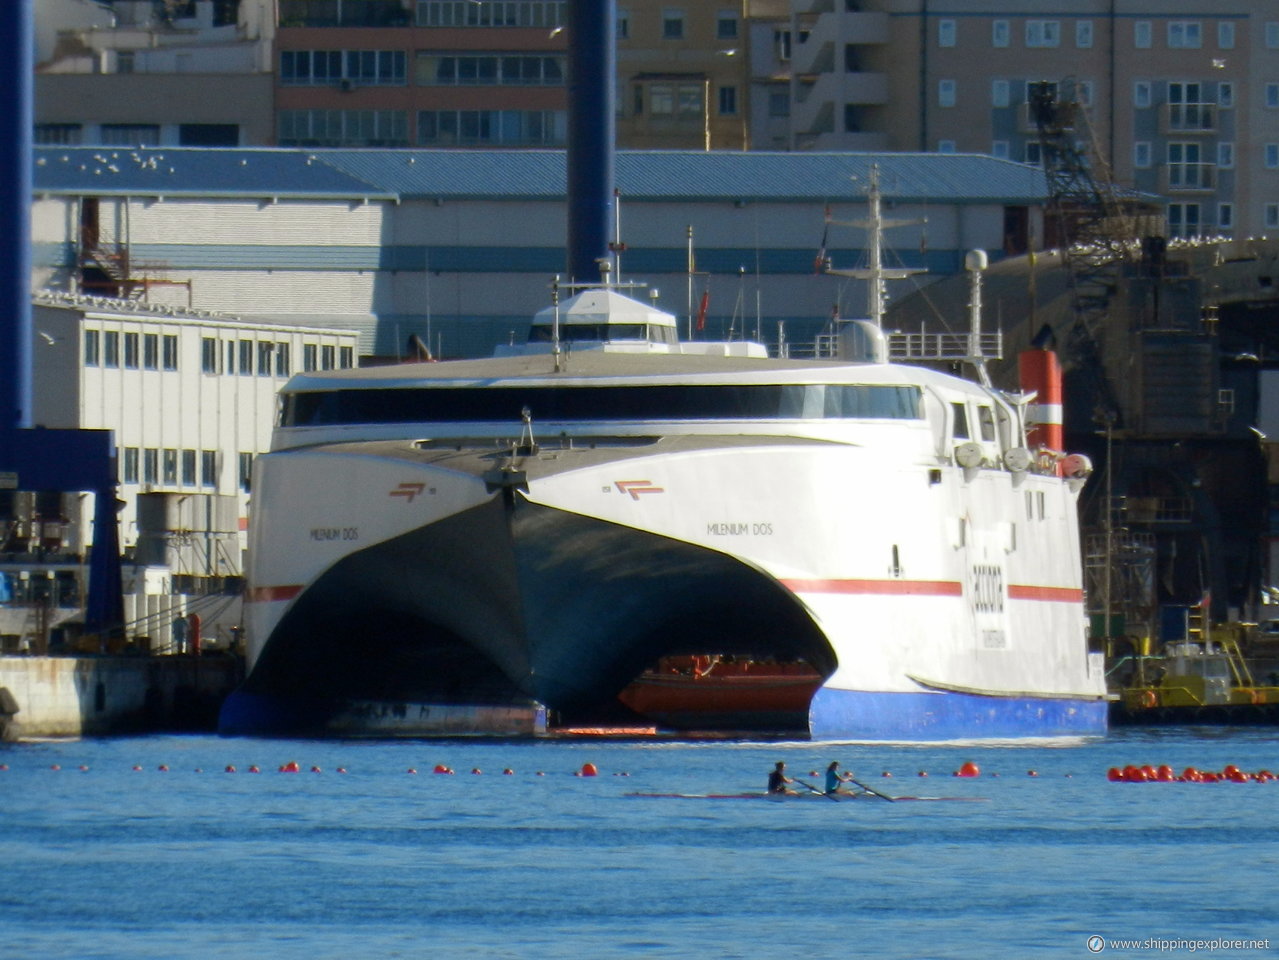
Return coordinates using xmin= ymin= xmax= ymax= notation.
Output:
xmin=824 ymin=165 xmax=924 ymax=331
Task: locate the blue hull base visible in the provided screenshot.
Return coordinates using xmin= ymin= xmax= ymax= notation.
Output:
xmin=808 ymin=687 xmax=1108 ymax=741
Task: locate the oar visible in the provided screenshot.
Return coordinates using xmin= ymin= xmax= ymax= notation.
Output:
xmin=795 ymin=778 xmax=840 ymax=802
xmin=844 ymin=775 xmax=896 ymax=802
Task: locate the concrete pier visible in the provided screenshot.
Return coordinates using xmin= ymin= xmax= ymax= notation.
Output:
xmin=0 ymin=655 xmax=242 ymax=739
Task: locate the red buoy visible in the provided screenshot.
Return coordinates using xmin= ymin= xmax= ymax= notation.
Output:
xmin=471 ymin=768 xmax=482 ymax=775
xmin=580 ymin=763 xmax=599 ymax=777
xmin=157 ymin=764 xmax=168 ymax=772
xmin=1026 ymin=770 xmax=1039 ymax=777
xmin=336 ymin=767 xmax=347 ymax=774
xmin=407 ymin=767 xmax=418 ymax=775
xmin=281 ymin=761 xmax=300 ymax=773
xmin=502 ymin=768 xmax=514 ymax=775
xmin=248 ymin=765 xmax=261 ymax=773
xmin=1155 ymin=765 xmax=1175 ymax=782
xmin=881 ymin=771 xmax=892 ymax=778
xmin=225 ymin=765 xmax=237 ymax=773
xmin=433 ymin=764 xmax=449 ymax=774
xmin=1122 ymin=765 xmax=1146 ymax=782
xmin=310 ymin=766 xmax=322 ymax=773
xmin=956 ymin=761 xmax=980 ymax=778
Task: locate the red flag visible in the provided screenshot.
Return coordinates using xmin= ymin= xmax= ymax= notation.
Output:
xmin=696 ymin=289 xmax=709 ymax=331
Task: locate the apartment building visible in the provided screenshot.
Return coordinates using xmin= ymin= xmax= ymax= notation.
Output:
xmin=275 ymin=0 xmax=749 ymax=149
xmin=771 ymin=0 xmax=1279 ymax=238
xmin=35 ymin=0 xmax=276 ymax=147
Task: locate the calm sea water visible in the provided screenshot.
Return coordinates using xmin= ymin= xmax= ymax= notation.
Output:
xmin=1 ymin=728 xmax=1277 ymax=960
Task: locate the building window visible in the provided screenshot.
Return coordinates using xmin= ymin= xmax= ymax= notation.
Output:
xmin=1268 ymin=204 xmax=1279 ymax=230
xmin=201 ymin=450 xmax=218 ymax=488
xmin=1076 ymin=21 xmax=1093 ymax=48
xmin=1218 ymin=142 xmax=1234 ymax=169
xmin=1219 ymin=203 xmax=1233 ymax=230
xmin=662 ymin=8 xmax=684 ymax=40
xmin=1219 ymin=82 xmax=1234 ymax=109
xmin=417 ymin=109 xmax=561 ymax=146
xmin=1267 ymin=84 xmax=1279 ymax=109
xmin=123 ymin=332 xmax=139 ymax=369
xmin=617 ymin=7 xmax=629 ymax=40
xmin=276 ymin=343 xmax=291 ymax=377
xmin=162 ymin=449 xmax=178 ymax=485
xmin=258 ymin=342 xmax=274 ymax=376
xmin=340 ymin=346 xmax=354 ymax=369
xmin=1168 ymin=82 xmax=1211 ymax=132
xmin=938 ymin=19 xmax=955 ymax=47
xmin=201 ymin=337 xmax=219 ymax=374
xmin=143 ymin=333 xmax=158 ymax=370
xmin=937 ymin=140 xmax=956 ymax=153
xmin=991 ymin=140 xmax=1009 ymax=159
xmin=1025 ymin=142 xmax=1042 ymax=165
xmin=1025 ymin=21 xmax=1060 ymax=48
xmin=100 ymin=124 xmax=159 ymax=146
xmin=718 ymin=86 xmax=737 ymax=116
xmin=239 ymin=340 xmax=253 ymax=375
xmin=84 ymin=329 xmax=100 ymax=366
xmin=1168 ymin=22 xmax=1202 ymax=49
xmin=991 ymin=79 xmax=1009 ymax=108
xmin=415 ymin=2 xmax=567 ymax=29
xmin=238 ymin=452 xmax=254 ymax=492
xmin=35 ymin=124 xmax=82 ymax=145
xmin=991 ymin=20 xmax=1009 ymax=48
xmin=303 ymin=343 xmax=318 ymax=372
xmin=1167 ymin=142 xmax=1207 ymax=189
xmin=1076 ymin=80 xmax=1094 ymax=107
xmin=1167 ymin=202 xmax=1201 ymax=238
xmin=280 ymin=49 xmax=407 ymax=87
xmin=103 ymin=331 xmax=119 ymax=368
xmin=1218 ymin=22 xmax=1235 ymax=50
xmin=938 ymin=79 xmax=956 ymax=108
xmin=1268 ymin=22 xmax=1279 ymax=49
xmin=278 ymin=109 xmax=409 ymax=148
xmin=1134 ymin=21 xmax=1152 ymax=49
xmin=716 ymin=9 xmax=737 ymax=40
xmin=1134 ymin=142 xmax=1152 ymax=168
xmin=144 ymin=449 xmax=158 ymax=485
xmin=768 ymin=91 xmax=789 ymax=118
xmin=162 ymin=335 xmax=178 ymax=371
xmin=122 ymin=448 xmax=139 ymax=484
xmin=1133 ymin=82 xmax=1151 ymax=109
xmin=182 ymin=449 xmax=197 ymax=486
xmin=322 ymin=345 xmax=336 ymax=371
xmin=1265 ymin=144 xmax=1279 ymax=169
xmin=416 ymin=53 xmax=564 ymax=87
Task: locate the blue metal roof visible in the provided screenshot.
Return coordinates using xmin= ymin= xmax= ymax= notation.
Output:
xmin=35 ymin=146 xmax=1051 ymax=205
xmin=34 ymin=147 xmax=394 ymax=200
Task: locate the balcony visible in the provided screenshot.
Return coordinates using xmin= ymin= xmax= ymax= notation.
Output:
xmin=279 ymin=0 xmax=410 ymax=28
xmin=1162 ymin=162 xmax=1216 ymax=193
xmin=1162 ymin=102 xmax=1216 ymax=135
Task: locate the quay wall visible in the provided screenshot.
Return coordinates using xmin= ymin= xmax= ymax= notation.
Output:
xmin=0 ymin=655 xmax=242 ymax=739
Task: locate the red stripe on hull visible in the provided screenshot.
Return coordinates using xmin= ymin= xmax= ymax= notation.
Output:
xmin=1007 ymin=584 xmax=1084 ymax=603
xmin=246 ymin=585 xmax=303 ymax=603
xmin=781 ymin=578 xmax=963 ymax=597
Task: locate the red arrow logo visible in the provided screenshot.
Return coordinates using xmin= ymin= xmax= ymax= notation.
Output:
xmin=615 ymin=480 xmax=664 ymax=500
xmin=390 ymin=482 xmax=426 ymax=503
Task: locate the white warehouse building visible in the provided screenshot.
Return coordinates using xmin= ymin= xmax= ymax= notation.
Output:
xmin=32 ymin=146 xmax=1056 ymax=360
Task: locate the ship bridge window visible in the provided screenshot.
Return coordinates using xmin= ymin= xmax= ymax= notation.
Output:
xmin=977 ymin=406 xmax=996 ymax=442
xmin=951 ymin=402 xmax=969 ymax=439
xmin=527 ymin=323 xmax=676 ymax=344
xmin=281 ymin=383 xmax=923 ymax=427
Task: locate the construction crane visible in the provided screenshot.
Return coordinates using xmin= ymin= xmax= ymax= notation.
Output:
xmin=1028 ymin=78 xmax=1146 ymax=426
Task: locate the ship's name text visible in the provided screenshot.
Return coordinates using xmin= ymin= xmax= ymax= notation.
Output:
xmin=706 ymin=522 xmax=773 ymax=536
xmin=310 ymin=527 xmax=359 ymax=542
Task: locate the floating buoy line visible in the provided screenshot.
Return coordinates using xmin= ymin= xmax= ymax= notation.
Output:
xmin=3 ymin=759 xmax=1274 ymax=782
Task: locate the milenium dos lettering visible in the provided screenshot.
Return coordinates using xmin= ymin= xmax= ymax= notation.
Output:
xmin=706 ymin=522 xmax=774 ymax=536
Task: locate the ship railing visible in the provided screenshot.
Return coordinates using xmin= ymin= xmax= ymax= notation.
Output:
xmin=887 ymin=331 xmax=1003 ymax=362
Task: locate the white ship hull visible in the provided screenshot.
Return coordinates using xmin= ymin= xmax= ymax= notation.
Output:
xmin=221 ymin=353 xmax=1107 ymax=739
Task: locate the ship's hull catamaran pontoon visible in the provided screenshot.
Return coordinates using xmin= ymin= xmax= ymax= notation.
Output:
xmin=219 ymin=168 xmax=1108 ymax=741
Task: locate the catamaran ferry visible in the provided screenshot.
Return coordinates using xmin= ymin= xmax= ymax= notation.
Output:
xmin=219 ymin=249 xmax=1108 ymax=740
